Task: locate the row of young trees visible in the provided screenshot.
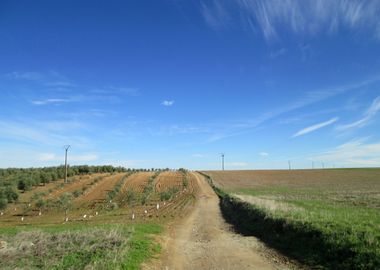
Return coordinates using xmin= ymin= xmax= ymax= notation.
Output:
xmin=0 ymin=166 xmax=174 ymax=212
xmin=0 ymin=165 xmax=127 ymax=211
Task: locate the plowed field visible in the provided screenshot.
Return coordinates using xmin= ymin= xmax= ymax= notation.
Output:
xmin=155 ymin=171 xmax=183 ymax=193
xmin=0 ymin=170 xmax=199 ymax=225
xmin=75 ymin=173 xmax=125 ymax=205
xmin=121 ymin=172 xmax=154 ymax=193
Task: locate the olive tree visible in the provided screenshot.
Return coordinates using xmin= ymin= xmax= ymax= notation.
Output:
xmin=57 ymin=193 xmax=73 ymax=222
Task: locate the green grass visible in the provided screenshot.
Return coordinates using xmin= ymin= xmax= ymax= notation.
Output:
xmin=122 ymin=224 xmax=162 ymax=270
xmin=201 ymin=171 xmax=380 ymax=269
xmin=0 ymin=223 xmax=162 ymax=270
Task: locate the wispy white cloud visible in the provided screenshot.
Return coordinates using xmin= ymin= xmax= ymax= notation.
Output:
xmin=205 ymin=75 xmax=380 ymax=142
xmin=152 ymin=124 xmax=208 ymax=136
xmin=5 ymin=71 xmax=71 ymax=85
xmin=150 ymin=75 xmax=379 ymax=144
xmin=162 ymin=100 xmax=175 ymax=106
xmin=5 ymin=71 xmax=140 ymax=104
xmin=293 ymin=117 xmax=339 ymax=138
xmin=44 ymin=81 xmax=77 ymax=88
xmin=38 ymin=153 xmax=57 ymax=161
xmin=270 ymin=48 xmax=287 ymax=58
xmin=192 ymin=153 xmax=204 ymax=158
xmin=310 ymin=138 xmax=380 ymax=167
xmin=91 ymin=86 xmax=140 ymax=97
xmin=338 ymin=96 xmax=380 ymax=131
xmin=31 ymin=98 xmax=72 ymax=105
xmin=227 ymin=162 xmax=249 ymax=167
xmin=38 ymin=153 xmax=98 ymax=162
xmin=0 ymin=120 xmax=91 ymax=147
xmin=200 ymin=0 xmax=230 ymax=30
xmin=201 ymin=0 xmax=380 ymax=41
xmin=259 ymin=152 xmax=269 ymax=157
xmin=96 ymin=159 xmax=143 ymax=168
xmin=5 ymin=71 xmax=45 ymax=81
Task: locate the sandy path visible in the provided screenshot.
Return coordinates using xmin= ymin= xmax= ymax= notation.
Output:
xmin=147 ymin=172 xmax=293 ymax=270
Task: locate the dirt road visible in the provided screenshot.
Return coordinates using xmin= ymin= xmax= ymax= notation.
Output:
xmin=147 ymin=172 xmax=296 ymax=270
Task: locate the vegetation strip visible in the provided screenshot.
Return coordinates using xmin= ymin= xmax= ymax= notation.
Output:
xmin=0 ymin=223 xmax=161 ymax=270
xmin=106 ymin=172 xmax=135 ymax=209
xmin=198 ymin=171 xmax=380 ymax=270
xmin=141 ymin=171 xmax=161 ymax=205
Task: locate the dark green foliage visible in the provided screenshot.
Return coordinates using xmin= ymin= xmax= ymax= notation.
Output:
xmin=1 ymin=186 xmax=19 ymax=203
xmin=159 ymin=187 xmax=179 ymax=201
xmin=178 ymin=168 xmax=188 ymax=173
xmin=140 ymin=171 xmax=161 ymax=205
xmin=125 ymin=190 xmax=136 ymax=206
xmin=35 ymin=199 xmax=46 ymax=211
xmin=0 ymin=198 xmax=7 ymax=210
xmin=141 ymin=192 xmax=149 ymax=205
xmin=17 ymin=179 xmax=27 ymax=191
xmin=72 ymin=190 xmax=83 ymax=198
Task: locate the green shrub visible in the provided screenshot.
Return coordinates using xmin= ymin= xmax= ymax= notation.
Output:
xmin=0 ymin=198 xmax=7 ymax=210
xmin=125 ymin=190 xmax=136 ymax=206
xmin=159 ymin=187 xmax=179 ymax=201
xmin=17 ymin=179 xmax=32 ymax=192
xmin=72 ymin=190 xmax=82 ymax=198
xmin=110 ymin=202 xmax=118 ymax=210
xmin=3 ymin=187 xmax=18 ymax=203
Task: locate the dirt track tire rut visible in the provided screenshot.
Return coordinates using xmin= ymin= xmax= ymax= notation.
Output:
xmin=145 ymin=172 xmax=298 ymax=270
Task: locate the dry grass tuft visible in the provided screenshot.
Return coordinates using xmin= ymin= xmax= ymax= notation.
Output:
xmin=0 ymin=227 xmax=130 ymax=269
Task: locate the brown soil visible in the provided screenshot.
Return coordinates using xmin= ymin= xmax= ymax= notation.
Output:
xmin=75 ymin=173 xmax=125 ymax=204
xmin=155 ymin=171 xmax=183 ymax=193
xmin=46 ymin=174 xmax=98 ymax=200
xmin=204 ymin=169 xmax=380 ymax=191
xmin=145 ymin=172 xmax=299 ymax=270
xmin=121 ymin=172 xmax=154 ymax=193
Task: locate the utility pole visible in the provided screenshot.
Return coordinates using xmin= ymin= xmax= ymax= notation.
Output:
xmin=64 ymin=145 xmax=70 ymax=184
xmin=312 ymin=161 xmax=315 ymax=169
xmin=288 ymin=160 xmax=291 ymax=170
xmin=221 ymin=153 xmax=225 ymax=171
xmin=322 ymin=162 xmax=325 ymax=169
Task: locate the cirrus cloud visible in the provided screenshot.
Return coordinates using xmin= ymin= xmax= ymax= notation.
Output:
xmin=162 ymin=100 xmax=175 ymax=106
xmin=293 ymin=117 xmax=339 ymax=138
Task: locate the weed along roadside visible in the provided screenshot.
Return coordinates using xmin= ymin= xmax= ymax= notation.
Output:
xmin=0 ymin=223 xmax=162 ymax=270
xmin=198 ymin=171 xmax=380 ymax=270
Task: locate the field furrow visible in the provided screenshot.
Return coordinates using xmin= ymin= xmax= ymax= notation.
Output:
xmin=75 ymin=173 xmax=125 ymax=204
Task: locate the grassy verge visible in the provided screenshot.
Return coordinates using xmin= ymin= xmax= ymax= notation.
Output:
xmin=0 ymin=223 xmax=161 ymax=270
xmin=199 ymin=172 xmax=380 ymax=270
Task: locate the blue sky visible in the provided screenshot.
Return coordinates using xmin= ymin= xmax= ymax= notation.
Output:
xmin=1 ymin=0 xmax=380 ymax=170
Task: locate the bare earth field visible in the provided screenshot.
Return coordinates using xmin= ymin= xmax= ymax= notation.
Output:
xmin=203 ymin=169 xmax=380 ymax=269
xmin=206 ymin=169 xmax=380 ymax=190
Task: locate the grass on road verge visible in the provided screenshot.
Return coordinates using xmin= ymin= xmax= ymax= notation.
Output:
xmin=0 ymin=223 xmax=162 ymax=270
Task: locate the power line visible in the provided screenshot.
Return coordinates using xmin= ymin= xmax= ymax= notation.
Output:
xmin=64 ymin=145 xmax=70 ymax=184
